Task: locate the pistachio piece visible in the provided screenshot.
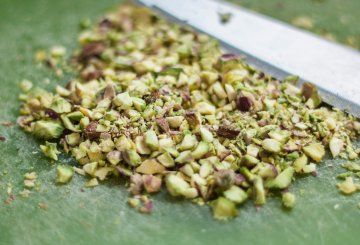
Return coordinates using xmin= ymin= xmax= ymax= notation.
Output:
xmin=262 ymin=138 xmax=281 ymax=153
xmin=212 ymin=197 xmax=238 ymax=220
xmin=113 ymin=92 xmax=133 ymax=109
xmin=253 ymin=176 xmax=266 ymax=205
xmin=106 ymin=150 xmax=121 ymax=165
xmin=166 ymin=174 xmax=190 ymax=197
xmin=303 ymin=143 xmax=325 ymax=162
xmin=56 ymin=165 xmax=74 ymax=184
xmin=135 ymin=136 xmax=151 ymax=155
xmin=217 ymin=125 xmax=240 ymax=139
xmin=329 ymin=137 xmax=344 ymax=158
xmin=156 ymin=152 xmax=175 ymax=168
xmin=178 ymin=134 xmax=197 ymax=151
xmin=266 ymin=167 xmax=294 ymax=189
xmin=144 ymin=130 xmax=159 ymax=151
xmin=50 ymin=97 xmax=72 ymax=114
xmin=223 ymin=186 xmax=248 ymax=204
xmin=32 ymin=120 xmax=64 ymax=139
xmin=282 ymin=192 xmax=295 ymax=208
xmin=122 ymin=150 xmax=142 ymax=167
xmin=40 ymin=141 xmax=60 ymax=160
xmin=143 ymin=175 xmax=162 ymax=193
xmin=85 ymin=177 xmax=99 ymax=187
xmin=293 ymin=154 xmax=308 ymax=173
xmin=175 ymin=151 xmax=193 ymax=164
xmin=194 ymin=101 xmax=216 ymax=115
xmin=191 ymin=141 xmax=210 ymax=159
xmin=337 ymin=177 xmax=358 ymax=195
xmin=200 ymin=127 xmax=214 ymax=143
xmin=136 ymin=159 xmax=165 ymax=174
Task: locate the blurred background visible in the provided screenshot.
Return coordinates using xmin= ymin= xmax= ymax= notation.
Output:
xmin=227 ymin=0 xmax=360 ymax=50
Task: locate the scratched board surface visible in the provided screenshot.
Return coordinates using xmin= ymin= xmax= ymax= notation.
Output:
xmin=0 ymin=0 xmax=359 ymax=244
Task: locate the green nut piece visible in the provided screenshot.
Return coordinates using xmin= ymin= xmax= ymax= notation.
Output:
xmin=144 ymin=130 xmax=159 ymax=151
xmin=191 ymin=141 xmax=210 ymax=159
xmin=329 ymin=137 xmax=344 ymax=158
xmin=135 ymin=136 xmax=151 ymax=155
xmin=32 ymin=120 xmax=64 ymax=139
xmin=115 ymin=135 xmax=133 ymax=151
xmin=175 ymin=150 xmax=193 ymax=164
xmin=194 ymin=101 xmax=216 ymax=115
xmin=167 ymin=116 xmax=184 ymax=128
xmin=212 ymin=197 xmax=238 ymax=220
xmin=40 ymin=141 xmax=60 ymax=160
xmin=253 ymin=176 xmax=266 ymax=205
xmin=156 ymin=152 xmax=175 ymax=168
xmin=113 ymin=92 xmax=133 ymax=109
xmin=166 ymin=174 xmax=190 ymax=197
xmin=303 ymin=143 xmax=325 ymax=162
xmin=50 ymin=97 xmax=72 ymax=114
xmin=262 ymin=138 xmax=281 ymax=153
xmin=106 ymin=150 xmax=121 ymax=165
xmin=200 ymin=127 xmax=214 ymax=143
xmin=337 ymin=177 xmax=358 ymax=195
xmin=341 ymin=162 xmax=360 ymax=172
xmin=178 ymin=134 xmax=197 ymax=151
xmin=293 ymin=154 xmax=308 ymax=173
xmin=83 ymin=162 xmax=98 ymax=176
xmin=123 ymin=149 xmax=142 ymax=167
xmin=223 ymin=186 xmax=248 ymax=204
xmin=282 ymin=192 xmax=295 ymax=208
xmin=65 ymin=133 xmax=81 ymax=146
xmin=266 ymin=167 xmax=295 ymax=189
xmin=242 ymin=154 xmax=260 ymax=167
xmin=56 ymin=165 xmax=74 ymax=184
xmin=132 ymin=97 xmax=146 ymax=111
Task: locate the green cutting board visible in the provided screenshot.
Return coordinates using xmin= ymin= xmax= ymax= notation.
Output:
xmin=0 ymin=0 xmax=359 ymax=244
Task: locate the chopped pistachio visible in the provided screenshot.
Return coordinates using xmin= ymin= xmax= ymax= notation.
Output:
xmin=262 ymin=138 xmax=281 ymax=153
xmin=303 ymin=143 xmax=325 ymax=162
xmin=135 ymin=136 xmax=151 ymax=155
xmin=32 ymin=120 xmax=64 ymax=139
xmin=212 ymin=197 xmax=238 ymax=220
xmin=337 ymin=177 xmax=358 ymax=195
xmin=178 ymin=134 xmax=197 ymax=151
xmin=56 ymin=165 xmax=74 ymax=184
xmin=143 ymin=175 xmax=162 ymax=193
xmin=50 ymin=97 xmax=72 ymax=114
xmin=136 ymin=159 xmax=165 ymax=174
xmin=200 ymin=127 xmax=214 ymax=143
xmin=156 ymin=152 xmax=175 ymax=168
xmin=282 ymin=192 xmax=295 ymax=208
xmin=341 ymin=162 xmax=360 ymax=172
xmin=253 ymin=176 xmax=266 ymax=205
xmin=122 ymin=150 xmax=142 ymax=167
xmin=293 ymin=154 xmax=308 ymax=173
xmin=329 ymin=137 xmax=344 ymax=158
xmin=194 ymin=101 xmax=216 ymax=115
xmin=266 ymin=167 xmax=294 ymax=189
xmin=106 ymin=150 xmax=121 ymax=165
xmin=144 ymin=130 xmax=159 ymax=151
xmin=40 ymin=141 xmax=60 ymax=160
xmin=166 ymin=174 xmax=190 ymax=197
xmin=223 ymin=186 xmax=248 ymax=204
xmin=113 ymin=92 xmax=133 ymax=109
xmin=24 ymin=172 xmax=37 ymax=180
xmin=16 ymin=4 xmax=360 ymax=220
xmin=191 ymin=141 xmax=210 ymax=159
xmin=85 ymin=178 xmax=99 ymax=187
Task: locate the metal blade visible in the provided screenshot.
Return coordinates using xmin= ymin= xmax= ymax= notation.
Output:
xmin=137 ymin=0 xmax=360 ymax=117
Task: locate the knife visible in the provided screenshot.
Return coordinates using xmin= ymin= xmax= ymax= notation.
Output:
xmin=135 ymin=0 xmax=360 ymax=117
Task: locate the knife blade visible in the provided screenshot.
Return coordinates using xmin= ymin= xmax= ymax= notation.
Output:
xmin=136 ymin=0 xmax=360 ymax=117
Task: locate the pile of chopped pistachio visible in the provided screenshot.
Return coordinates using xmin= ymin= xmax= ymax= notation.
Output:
xmin=18 ymin=4 xmax=360 ymax=219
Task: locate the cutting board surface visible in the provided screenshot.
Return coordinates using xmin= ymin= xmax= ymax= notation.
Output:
xmin=0 ymin=0 xmax=359 ymax=244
